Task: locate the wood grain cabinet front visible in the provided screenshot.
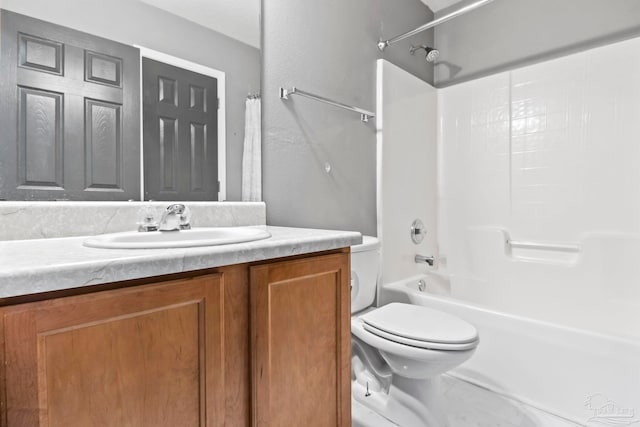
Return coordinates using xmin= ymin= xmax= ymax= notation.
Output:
xmin=0 ymin=269 xmax=250 ymax=427
xmin=250 ymin=252 xmax=351 ymax=427
xmin=0 ymin=250 xmax=351 ymax=427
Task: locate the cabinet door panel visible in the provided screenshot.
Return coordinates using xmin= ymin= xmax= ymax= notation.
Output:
xmin=250 ymin=252 xmax=351 ymax=427
xmin=2 ymin=275 xmax=225 ymax=427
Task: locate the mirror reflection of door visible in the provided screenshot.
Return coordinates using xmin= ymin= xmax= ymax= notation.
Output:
xmin=142 ymin=58 xmax=218 ymax=201
xmin=0 ymin=10 xmax=141 ymax=201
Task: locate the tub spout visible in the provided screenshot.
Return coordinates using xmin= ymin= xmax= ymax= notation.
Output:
xmin=415 ymin=255 xmax=435 ymax=266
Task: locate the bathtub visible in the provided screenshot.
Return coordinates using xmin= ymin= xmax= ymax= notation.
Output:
xmin=381 ymin=274 xmax=640 ymax=426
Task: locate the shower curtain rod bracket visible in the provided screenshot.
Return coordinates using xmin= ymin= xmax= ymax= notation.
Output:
xmin=279 ymin=87 xmax=292 ymax=100
xmin=378 ymin=0 xmax=495 ymax=51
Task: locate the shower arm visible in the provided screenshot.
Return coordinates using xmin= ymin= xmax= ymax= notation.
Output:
xmin=377 ymin=0 xmax=495 ymax=51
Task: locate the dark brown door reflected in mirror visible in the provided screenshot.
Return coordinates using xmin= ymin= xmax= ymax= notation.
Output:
xmin=142 ymin=58 xmax=219 ymax=201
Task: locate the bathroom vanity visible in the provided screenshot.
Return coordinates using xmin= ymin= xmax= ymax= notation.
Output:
xmin=0 ymin=224 xmax=360 ymax=426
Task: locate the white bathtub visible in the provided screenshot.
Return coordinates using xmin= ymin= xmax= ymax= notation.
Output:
xmin=381 ymin=274 xmax=640 ymax=425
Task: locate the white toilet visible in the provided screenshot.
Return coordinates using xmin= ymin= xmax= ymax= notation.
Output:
xmin=351 ymin=236 xmax=479 ymax=427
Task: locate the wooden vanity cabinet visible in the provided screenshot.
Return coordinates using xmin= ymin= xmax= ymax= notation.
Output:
xmin=250 ymin=252 xmax=351 ymax=427
xmin=0 ymin=268 xmax=248 ymax=427
xmin=0 ymin=250 xmax=350 ymax=427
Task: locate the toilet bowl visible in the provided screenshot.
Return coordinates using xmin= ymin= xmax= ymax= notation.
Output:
xmin=350 ymin=237 xmax=479 ymax=427
xmin=353 ymin=303 xmax=477 ymax=379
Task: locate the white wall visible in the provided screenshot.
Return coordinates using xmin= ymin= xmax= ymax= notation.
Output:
xmin=377 ymin=60 xmax=438 ymax=285
xmin=438 ymin=36 xmax=640 ymax=339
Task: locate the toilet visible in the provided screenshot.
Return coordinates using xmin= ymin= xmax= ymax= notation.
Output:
xmin=350 ymin=236 xmax=479 ymax=427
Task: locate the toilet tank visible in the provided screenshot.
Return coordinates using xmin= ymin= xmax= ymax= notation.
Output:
xmin=351 ymin=236 xmax=381 ymax=313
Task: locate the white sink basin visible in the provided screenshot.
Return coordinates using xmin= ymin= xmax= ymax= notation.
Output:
xmin=83 ymin=227 xmax=271 ymax=249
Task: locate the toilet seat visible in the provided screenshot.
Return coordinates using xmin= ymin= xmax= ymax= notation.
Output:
xmin=362 ymin=323 xmax=477 ymax=351
xmin=351 ymin=316 xmax=477 ymax=367
xmin=360 ymin=303 xmax=478 ymax=351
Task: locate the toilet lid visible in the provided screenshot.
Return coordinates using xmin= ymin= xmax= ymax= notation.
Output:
xmin=360 ymin=303 xmax=478 ymax=345
xmin=362 ymin=323 xmax=478 ymax=351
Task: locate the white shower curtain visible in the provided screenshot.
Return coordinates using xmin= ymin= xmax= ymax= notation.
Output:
xmin=241 ymin=97 xmax=261 ymax=201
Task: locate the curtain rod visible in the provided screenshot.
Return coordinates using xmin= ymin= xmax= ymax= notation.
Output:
xmin=377 ymin=0 xmax=495 ymax=51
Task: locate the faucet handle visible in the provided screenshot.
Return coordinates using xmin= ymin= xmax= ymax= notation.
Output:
xmin=165 ymin=203 xmax=185 ymax=214
xmin=179 ymin=205 xmax=192 ymax=230
xmin=158 ymin=203 xmax=190 ymax=231
xmin=410 ymin=219 xmax=427 ymax=244
xmin=137 ymin=205 xmax=159 ymax=232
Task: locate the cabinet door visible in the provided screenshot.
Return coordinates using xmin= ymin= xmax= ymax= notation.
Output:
xmin=250 ymin=252 xmax=351 ymax=427
xmin=1 ymin=275 xmax=226 ymax=427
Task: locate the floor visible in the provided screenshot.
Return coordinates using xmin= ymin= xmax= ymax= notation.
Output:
xmin=352 ymin=375 xmax=582 ymax=427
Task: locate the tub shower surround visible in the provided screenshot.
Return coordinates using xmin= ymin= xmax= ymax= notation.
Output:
xmin=435 ymin=35 xmax=640 ymax=423
xmin=438 ymin=35 xmax=640 ymax=338
xmin=382 ymin=274 xmax=640 ymax=426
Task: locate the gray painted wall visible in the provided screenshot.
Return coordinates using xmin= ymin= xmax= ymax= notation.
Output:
xmin=0 ymin=0 xmax=260 ymax=201
xmin=434 ymin=0 xmax=640 ymax=87
xmin=262 ymin=0 xmax=434 ymax=236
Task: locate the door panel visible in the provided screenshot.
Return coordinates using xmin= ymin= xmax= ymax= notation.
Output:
xmin=190 ymin=122 xmax=207 ymax=191
xmin=18 ymin=33 xmax=64 ymax=75
xmin=143 ymin=58 xmax=218 ymax=201
xmin=17 ymin=87 xmax=64 ymax=188
xmin=84 ymin=99 xmax=122 ymax=190
xmin=190 ymin=85 xmax=207 ymax=112
xmin=158 ymin=117 xmax=179 ymax=192
xmin=0 ymin=10 xmax=140 ymax=200
xmin=84 ymin=51 xmax=122 ymax=87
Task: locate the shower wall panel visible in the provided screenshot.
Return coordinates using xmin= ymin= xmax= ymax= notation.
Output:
xmin=438 ymin=36 xmax=640 ymax=339
xmin=376 ymin=60 xmax=438 ymax=286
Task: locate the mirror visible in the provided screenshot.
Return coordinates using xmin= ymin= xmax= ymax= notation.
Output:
xmin=0 ymin=0 xmax=261 ymax=201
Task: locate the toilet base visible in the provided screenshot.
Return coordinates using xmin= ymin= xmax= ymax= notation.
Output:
xmin=352 ymin=373 xmax=448 ymax=427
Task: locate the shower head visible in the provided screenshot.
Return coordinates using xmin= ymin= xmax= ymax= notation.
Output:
xmin=425 ymin=48 xmax=440 ymax=62
xmin=410 ymin=45 xmax=440 ymax=63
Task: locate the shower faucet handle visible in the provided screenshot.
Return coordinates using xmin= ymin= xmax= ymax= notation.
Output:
xmin=410 ymin=219 xmax=427 ymax=244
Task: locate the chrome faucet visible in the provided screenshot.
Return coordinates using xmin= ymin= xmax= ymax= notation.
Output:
xmin=415 ymin=254 xmax=435 ymax=267
xmin=158 ymin=204 xmax=191 ymax=231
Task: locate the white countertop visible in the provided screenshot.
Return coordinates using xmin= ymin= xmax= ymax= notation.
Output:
xmin=0 ymin=226 xmax=361 ymax=299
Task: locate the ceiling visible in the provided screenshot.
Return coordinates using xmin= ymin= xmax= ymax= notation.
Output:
xmin=134 ymin=0 xmax=464 ymax=48
xmin=135 ymin=0 xmax=463 ymax=48
xmin=421 ymin=0 xmax=463 ymax=12
xmin=137 ymin=0 xmax=260 ymax=48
